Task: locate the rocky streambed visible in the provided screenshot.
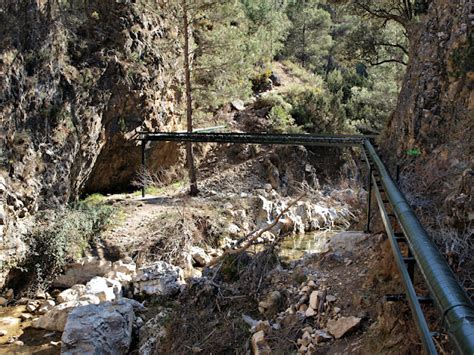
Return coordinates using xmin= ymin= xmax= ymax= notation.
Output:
xmin=0 ymin=184 xmax=370 ymax=354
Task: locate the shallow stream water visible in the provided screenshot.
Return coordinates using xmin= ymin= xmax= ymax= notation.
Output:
xmin=278 ymin=231 xmax=337 ymax=261
xmin=0 ymin=305 xmax=61 ymax=354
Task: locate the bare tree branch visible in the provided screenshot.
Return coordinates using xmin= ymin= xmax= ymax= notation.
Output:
xmin=207 ymin=194 xmax=306 ymax=267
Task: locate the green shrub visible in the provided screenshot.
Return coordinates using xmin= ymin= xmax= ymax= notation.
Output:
xmin=267 ymin=105 xmax=301 ymax=133
xmin=282 ymin=86 xmax=345 ymax=134
xmin=254 ymin=93 xmax=292 ymax=111
xmin=24 ymin=201 xmax=114 ymax=287
xmin=251 ymin=68 xmax=272 ymax=93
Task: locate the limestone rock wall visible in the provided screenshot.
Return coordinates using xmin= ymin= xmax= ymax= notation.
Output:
xmin=382 ymin=0 xmax=473 ymax=229
xmin=0 ymin=0 xmax=184 ymax=286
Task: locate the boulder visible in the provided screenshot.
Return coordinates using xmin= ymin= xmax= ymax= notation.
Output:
xmin=190 ymin=246 xmax=211 ymax=267
xmin=85 ymin=277 xmax=122 ymax=302
xmin=112 ymin=258 xmax=136 ymax=275
xmin=133 ymin=261 xmax=184 ymax=296
xmin=53 ymin=257 xmax=112 ymax=288
xmin=0 ymin=297 xmax=8 ymax=306
xmin=61 ymin=299 xmax=136 ymax=355
xmin=57 ymin=284 xmax=87 ymax=303
xmin=309 ymin=290 xmax=323 ymax=310
xmin=107 ymin=271 xmax=133 ymax=283
xmin=326 ymin=316 xmax=361 ymax=339
xmin=231 ymin=99 xmax=245 ymax=111
xmin=31 ymin=299 xmax=99 ymax=331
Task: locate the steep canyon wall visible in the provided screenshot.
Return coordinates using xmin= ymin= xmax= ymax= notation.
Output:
xmin=0 ymin=0 xmax=184 ymax=286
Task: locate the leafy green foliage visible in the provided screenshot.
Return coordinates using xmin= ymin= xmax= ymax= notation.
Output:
xmin=283 ymin=0 xmax=333 ymax=70
xmin=190 ymin=0 xmax=290 ymax=111
xmin=407 ymin=148 xmax=421 ymax=156
xmin=23 ymin=201 xmax=115 ymax=287
xmin=267 ymin=105 xmax=300 ymax=133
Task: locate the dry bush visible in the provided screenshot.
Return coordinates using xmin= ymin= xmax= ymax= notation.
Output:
xmin=399 ymin=161 xmax=473 ymax=299
xmin=135 ymin=207 xmax=197 ymax=266
xmin=132 ymin=165 xmax=186 ymax=190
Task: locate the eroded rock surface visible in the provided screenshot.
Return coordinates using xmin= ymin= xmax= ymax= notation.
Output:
xmin=133 ymin=261 xmax=184 ymax=297
xmin=61 ymin=299 xmax=136 ymax=355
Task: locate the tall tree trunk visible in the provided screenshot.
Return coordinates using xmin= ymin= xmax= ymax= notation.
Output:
xmin=301 ymin=20 xmax=306 ymax=68
xmin=182 ymin=0 xmax=198 ymax=196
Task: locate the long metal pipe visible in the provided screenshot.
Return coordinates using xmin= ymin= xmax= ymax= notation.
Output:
xmin=138 ymin=132 xmax=367 ymax=147
xmin=364 ymin=140 xmax=474 ymax=354
xmin=372 ymin=173 xmax=437 ymax=353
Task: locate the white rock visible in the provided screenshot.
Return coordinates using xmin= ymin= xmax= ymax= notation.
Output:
xmin=61 ymin=299 xmax=135 ymax=355
xmin=53 ymin=257 xmax=113 ymax=288
xmin=227 ymin=223 xmax=241 ymax=237
xmin=57 ymin=284 xmax=87 ymax=303
xmin=327 ymin=316 xmax=361 ymax=339
xmin=190 ymin=246 xmax=211 ymax=267
xmin=231 ymin=99 xmax=245 ymax=111
xmin=26 ymin=301 xmax=38 ymax=313
xmin=305 ymin=307 xmax=316 ymax=317
xmin=85 ymin=277 xmax=121 ymax=302
xmin=107 ymin=271 xmax=133 ymax=283
xmin=38 ymin=300 xmax=56 ymax=314
xmin=255 ymin=195 xmax=274 ymax=227
xmin=139 ymin=308 xmax=172 ymax=355
xmin=133 ymin=261 xmax=184 ymax=297
xmin=242 ymin=314 xmax=260 ymax=330
xmin=0 ymin=317 xmax=20 ymax=327
xmin=20 ymin=313 xmax=33 ymax=321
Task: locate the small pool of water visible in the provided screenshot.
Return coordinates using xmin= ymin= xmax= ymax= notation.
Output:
xmin=0 ymin=306 xmax=61 ymax=354
xmin=279 ymin=231 xmax=336 ymax=261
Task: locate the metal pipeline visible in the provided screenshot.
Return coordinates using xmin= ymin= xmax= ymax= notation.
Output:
xmin=138 ymin=132 xmax=367 ymax=147
xmin=364 ymin=140 xmax=474 ymax=354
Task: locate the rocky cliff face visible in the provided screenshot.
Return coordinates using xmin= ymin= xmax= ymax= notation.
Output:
xmin=382 ymin=0 xmax=473 ymax=289
xmin=0 ymin=0 xmax=184 ymax=286
xmin=383 ymin=0 xmax=473 ymax=228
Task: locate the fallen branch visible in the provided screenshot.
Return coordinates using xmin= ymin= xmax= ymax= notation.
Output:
xmin=207 ymin=194 xmax=306 ymax=267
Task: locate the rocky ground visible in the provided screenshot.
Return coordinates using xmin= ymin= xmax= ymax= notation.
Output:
xmin=0 ymin=145 xmax=424 ymax=354
xmin=0 ymin=63 xmax=429 ymax=354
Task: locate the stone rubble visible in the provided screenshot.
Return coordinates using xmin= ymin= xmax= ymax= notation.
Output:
xmin=247 ymin=274 xmax=364 ymax=355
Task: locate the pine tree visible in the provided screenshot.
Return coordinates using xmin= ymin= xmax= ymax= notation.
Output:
xmin=283 ymin=0 xmax=333 ymax=71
